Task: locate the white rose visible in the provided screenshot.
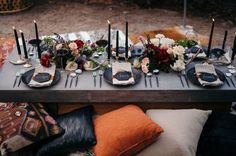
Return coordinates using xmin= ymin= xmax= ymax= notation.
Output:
xmin=56 ymin=44 xmax=63 ymax=50
xmin=171 ymin=59 xmax=186 ymax=71
xmin=160 ymin=38 xmax=175 ymax=46
xmin=155 ymin=34 xmax=165 ymax=39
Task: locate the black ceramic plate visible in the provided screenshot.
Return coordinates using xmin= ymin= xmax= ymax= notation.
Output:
xmin=186 ymin=67 xmax=225 ymax=87
xmin=103 ymin=67 xmax=141 ymax=86
xmin=22 ymin=69 xmax=61 ymax=88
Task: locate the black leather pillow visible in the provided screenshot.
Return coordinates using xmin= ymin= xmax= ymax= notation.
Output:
xmin=197 ymin=112 xmax=236 ymax=156
xmin=36 ymin=105 xmax=97 ymax=156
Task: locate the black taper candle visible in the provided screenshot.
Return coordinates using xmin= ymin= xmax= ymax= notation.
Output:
xmin=222 ymin=30 xmax=228 ymax=50
xmin=34 ymin=20 xmax=41 ymax=59
xmin=20 ymin=30 xmax=28 ymax=59
xmin=125 ymin=21 xmax=128 ymax=60
xmin=116 ymin=30 xmax=119 ymax=58
xmin=207 ymin=18 xmax=215 ymax=58
xmin=13 ymin=26 xmax=21 ymax=56
xmin=231 ymin=32 xmax=236 ymax=62
xmin=107 ymin=20 xmax=111 ymax=61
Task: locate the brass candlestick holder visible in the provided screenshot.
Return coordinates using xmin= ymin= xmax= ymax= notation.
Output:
xmin=9 ymin=55 xmax=26 ymax=65
xmin=23 ymin=58 xmax=32 ymax=68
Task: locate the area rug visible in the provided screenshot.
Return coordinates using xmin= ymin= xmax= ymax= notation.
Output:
xmin=0 ymin=37 xmax=15 ymax=69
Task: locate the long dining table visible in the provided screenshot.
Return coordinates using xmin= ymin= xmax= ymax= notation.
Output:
xmin=0 ymin=46 xmax=236 ymax=105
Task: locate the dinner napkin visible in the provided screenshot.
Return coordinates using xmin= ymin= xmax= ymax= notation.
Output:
xmin=112 ymin=62 xmax=135 ymax=85
xmin=195 ymin=64 xmax=223 ymax=87
xmin=28 ymin=64 xmax=56 ymax=87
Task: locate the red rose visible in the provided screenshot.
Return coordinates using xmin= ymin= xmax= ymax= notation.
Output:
xmin=40 ymin=54 xmax=51 ymax=68
xmin=74 ymin=40 xmax=84 ymax=49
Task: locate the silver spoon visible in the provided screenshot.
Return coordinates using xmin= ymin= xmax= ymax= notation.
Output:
xmin=98 ymin=70 xmax=103 ymax=88
xmin=75 ymin=69 xmax=82 ymax=87
xmin=69 ymin=73 xmax=76 ymax=88
xmin=153 ymin=69 xmax=159 ymax=87
xmin=93 ymin=72 xmax=97 ymax=87
xmin=147 ymin=73 xmax=152 ymax=88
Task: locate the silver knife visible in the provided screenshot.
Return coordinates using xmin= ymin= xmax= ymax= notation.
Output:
xmin=65 ymin=73 xmax=69 ymax=88
xmin=183 ymin=75 xmax=190 ymax=88
xmin=144 ymin=73 xmax=147 ymax=88
xmin=178 ymin=73 xmax=184 ymax=87
xmin=225 ymin=78 xmax=230 ymax=87
xmin=229 ymin=77 xmax=236 ymax=88
xmin=75 ymin=74 xmax=79 ymax=87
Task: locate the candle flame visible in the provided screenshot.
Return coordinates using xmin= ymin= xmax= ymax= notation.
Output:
xmin=12 ymin=26 xmax=15 ymax=30
xmin=212 ymin=18 xmax=215 ymax=22
xmin=34 ymin=20 xmax=36 ymax=23
xmin=19 ymin=30 xmax=23 ymax=33
xmin=107 ymin=20 xmax=110 ymax=24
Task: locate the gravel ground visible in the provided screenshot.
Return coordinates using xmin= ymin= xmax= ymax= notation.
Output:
xmin=0 ymin=0 xmax=236 ymax=46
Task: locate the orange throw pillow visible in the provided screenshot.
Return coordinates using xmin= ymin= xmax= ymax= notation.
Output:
xmin=93 ymin=105 xmax=164 ymax=156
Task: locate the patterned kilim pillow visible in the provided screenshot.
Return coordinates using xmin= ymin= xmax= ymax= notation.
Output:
xmin=0 ymin=102 xmax=64 ymax=155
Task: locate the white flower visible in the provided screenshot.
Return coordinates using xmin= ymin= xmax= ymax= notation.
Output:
xmin=65 ymin=61 xmax=78 ymax=71
xmin=56 ymin=44 xmax=63 ymax=50
xmin=155 ymin=34 xmax=165 ymax=39
xmin=169 ymin=45 xmax=185 ymax=58
xmin=133 ymin=58 xmax=141 ymax=69
xmin=160 ymin=38 xmax=175 ymax=46
xmin=171 ymin=59 xmax=186 ymax=71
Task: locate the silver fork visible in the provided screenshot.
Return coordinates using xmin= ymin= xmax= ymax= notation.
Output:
xmin=17 ymin=69 xmax=25 ymax=87
xmin=181 ymin=70 xmax=190 ymax=88
xmin=93 ymin=72 xmax=97 ymax=87
xmin=13 ymin=72 xmax=20 ymax=88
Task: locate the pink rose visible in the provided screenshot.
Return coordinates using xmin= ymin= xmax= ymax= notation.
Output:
xmin=142 ymin=57 xmax=150 ymax=65
xmin=141 ymin=64 xmax=149 ymax=73
xmin=68 ymin=42 xmax=78 ymax=51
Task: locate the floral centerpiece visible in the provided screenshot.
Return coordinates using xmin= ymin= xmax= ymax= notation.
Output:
xmin=138 ymin=34 xmax=186 ymax=73
xmin=40 ymin=34 xmax=104 ymax=71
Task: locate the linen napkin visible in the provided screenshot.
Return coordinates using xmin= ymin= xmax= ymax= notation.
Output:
xmin=28 ymin=64 xmax=56 ymax=87
xmin=195 ymin=64 xmax=223 ymax=87
xmin=112 ymin=62 xmax=135 ymax=85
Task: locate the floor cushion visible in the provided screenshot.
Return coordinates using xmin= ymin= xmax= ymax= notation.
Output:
xmin=137 ymin=109 xmax=211 ymax=156
xmin=93 ymin=105 xmax=164 ymax=156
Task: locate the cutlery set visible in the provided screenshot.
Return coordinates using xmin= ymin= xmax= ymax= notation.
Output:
xmin=144 ymin=71 xmax=159 ymax=88
xmin=65 ymin=72 xmax=80 ymax=88
xmin=178 ymin=70 xmax=190 ymax=88
xmin=93 ymin=70 xmax=103 ymax=88
xmin=225 ymin=72 xmax=236 ymax=88
xmin=13 ymin=70 xmax=25 ymax=88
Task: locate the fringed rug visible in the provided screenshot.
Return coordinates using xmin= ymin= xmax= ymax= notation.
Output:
xmin=0 ymin=36 xmax=15 ymax=69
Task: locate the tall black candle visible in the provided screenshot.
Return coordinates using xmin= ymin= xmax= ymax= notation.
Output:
xmin=107 ymin=20 xmax=111 ymax=61
xmin=207 ymin=18 xmax=215 ymax=58
xmin=231 ymin=32 xmax=236 ymax=62
xmin=116 ymin=30 xmax=119 ymax=58
xmin=125 ymin=21 xmax=128 ymax=60
xmin=222 ymin=30 xmax=228 ymax=50
xmin=20 ymin=30 xmax=28 ymax=59
xmin=13 ymin=26 xmax=21 ymax=56
xmin=34 ymin=20 xmax=41 ymax=59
